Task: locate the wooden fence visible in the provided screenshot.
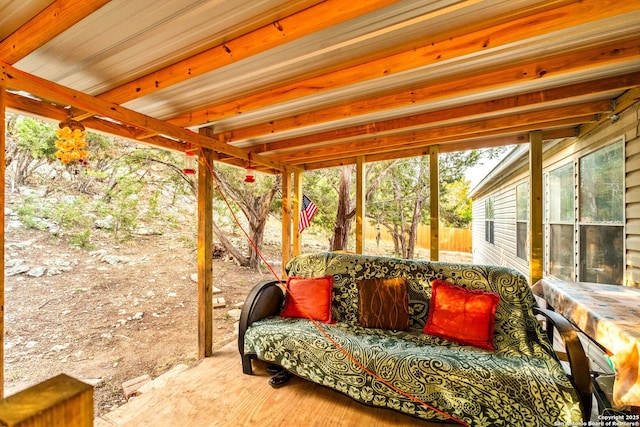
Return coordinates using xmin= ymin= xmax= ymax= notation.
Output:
xmin=365 ymin=221 xmax=472 ymax=253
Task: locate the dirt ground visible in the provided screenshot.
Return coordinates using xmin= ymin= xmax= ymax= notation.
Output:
xmin=4 ymin=207 xmax=274 ymax=417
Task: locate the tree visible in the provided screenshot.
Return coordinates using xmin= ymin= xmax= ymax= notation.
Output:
xmin=440 ymin=180 xmax=472 ymax=228
xmin=210 ymin=164 xmax=281 ymax=270
xmin=406 ymin=157 xmax=428 ymax=259
xmin=365 ymin=149 xmax=505 ymax=258
xmin=5 ymin=115 xmax=57 ymax=188
xmin=330 ymin=165 xmax=355 ymax=251
xmin=304 ymin=162 xmax=398 ymax=252
xmin=299 ymin=168 xmax=341 ymax=235
xmin=97 ymin=146 xmax=191 ymax=242
xmin=6 ymin=115 xmax=280 ymax=266
xmin=4 ymin=114 xmax=127 ymax=195
xmin=368 ymin=157 xmax=429 ymax=258
xmin=71 ymin=132 xmax=120 ymax=194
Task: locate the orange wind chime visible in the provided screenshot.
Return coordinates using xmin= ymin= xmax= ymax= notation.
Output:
xmin=54 ymin=119 xmax=89 ymax=165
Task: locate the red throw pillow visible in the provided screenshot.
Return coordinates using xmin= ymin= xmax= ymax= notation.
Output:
xmin=423 ymin=279 xmax=500 ymax=350
xmin=280 ymin=276 xmax=334 ymax=323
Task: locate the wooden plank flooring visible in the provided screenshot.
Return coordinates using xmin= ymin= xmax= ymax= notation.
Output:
xmin=96 ymin=342 xmax=451 ymax=427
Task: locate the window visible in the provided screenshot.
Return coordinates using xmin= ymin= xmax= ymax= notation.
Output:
xmin=548 ymin=164 xmax=574 ymax=280
xmin=485 ymin=198 xmax=494 ymax=244
xmin=516 ymin=183 xmax=528 ymax=260
xmin=578 ymin=141 xmax=624 ymax=285
xmin=580 ymin=225 xmax=623 ymax=285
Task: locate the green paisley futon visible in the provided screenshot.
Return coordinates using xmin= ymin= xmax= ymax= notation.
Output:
xmin=239 ymin=252 xmax=589 ymax=426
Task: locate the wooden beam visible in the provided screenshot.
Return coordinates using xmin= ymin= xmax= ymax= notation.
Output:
xmin=429 ymin=146 xmax=439 ymax=262
xmin=355 ymin=156 xmax=365 ymax=254
xmin=434 ymin=128 xmax=575 ymax=153
xmin=271 ymin=107 xmax=603 ymax=166
xmin=197 ymin=140 xmax=215 ymax=358
xmin=97 ymin=0 xmax=401 ymax=105
xmin=4 ymin=92 xmax=188 ymax=153
xmin=529 ymin=131 xmax=543 ymax=285
xmin=168 ymin=0 xmax=637 ymax=128
xmin=220 ymin=37 xmax=638 ymax=148
xmin=281 ymin=171 xmax=292 ymax=278
xmin=0 ymin=0 xmax=110 ymax=64
xmin=0 ymin=83 xmax=5 ymax=399
xmin=578 ymin=87 xmax=640 ymax=138
xmin=382 ymin=116 xmax=590 ymax=153
xmin=5 ymin=91 xmax=69 ymax=121
xmin=300 ymin=128 xmax=575 ymax=171
xmin=0 ymin=374 xmax=93 ymax=426
xmin=0 ymin=63 xmax=287 ymax=171
xmin=254 ymin=77 xmax=628 ymax=157
xmin=293 ymin=171 xmax=303 ymax=257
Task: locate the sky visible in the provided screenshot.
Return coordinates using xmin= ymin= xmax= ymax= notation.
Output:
xmin=465 ymin=153 xmax=508 ymax=190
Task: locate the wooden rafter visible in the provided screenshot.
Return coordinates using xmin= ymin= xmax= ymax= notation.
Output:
xmin=212 ymin=37 xmax=639 ymax=148
xmin=435 ymin=128 xmax=574 ymax=154
xmin=270 ymin=99 xmax=612 ymax=164
xmin=4 ymin=91 xmax=187 ymax=152
xmin=167 ymin=0 xmax=638 ymax=129
xmin=303 ymin=128 xmax=576 ymax=171
xmin=0 ymin=62 xmax=289 ymax=171
xmin=250 ymin=74 xmax=637 ymax=157
xmin=578 ymin=87 xmax=640 ymax=137
xmin=276 ymin=114 xmax=599 ymax=169
xmin=95 ymin=0 xmax=401 ymax=105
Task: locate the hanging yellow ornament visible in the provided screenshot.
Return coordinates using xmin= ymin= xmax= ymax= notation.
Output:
xmin=55 ymin=119 xmax=89 ymax=165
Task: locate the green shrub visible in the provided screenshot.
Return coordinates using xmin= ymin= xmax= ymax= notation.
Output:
xmin=107 ymin=176 xmax=143 ymax=242
xmin=69 ymin=229 xmax=94 ymax=249
xmin=15 ymin=197 xmax=49 ymax=230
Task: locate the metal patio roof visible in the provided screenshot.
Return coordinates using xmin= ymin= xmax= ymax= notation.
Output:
xmin=1 ymin=0 xmax=639 ymax=173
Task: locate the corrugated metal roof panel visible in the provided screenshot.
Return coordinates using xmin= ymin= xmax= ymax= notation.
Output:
xmin=0 ymin=0 xmax=52 ymax=40
xmin=14 ymin=0 xmax=321 ymax=94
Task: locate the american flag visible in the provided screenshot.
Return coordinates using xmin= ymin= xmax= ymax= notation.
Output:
xmin=299 ymin=194 xmax=318 ymax=233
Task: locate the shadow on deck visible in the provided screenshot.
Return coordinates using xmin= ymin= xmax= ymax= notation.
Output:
xmin=95 ymin=342 xmax=449 ymax=426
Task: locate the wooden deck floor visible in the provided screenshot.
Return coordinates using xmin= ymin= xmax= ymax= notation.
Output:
xmin=95 ymin=342 xmax=450 ymax=427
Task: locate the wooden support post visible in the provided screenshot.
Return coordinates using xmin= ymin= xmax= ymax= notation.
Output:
xmin=293 ymin=170 xmax=303 ymax=257
xmin=356 ymin=156 xmax=366 ymax=254
xmin=429 ymin=146 xmax=440 ymax=261
xmin=281 ymin=171 xmax=292 ymax=278
xmin=196 ymin=139 xmax=215 ymax=358
xmin=529 ymin=131 xmax=544 ymax=284
xmin=0 ymin=374 xmax=93 ymax=427
xmin=1 ymin=84 xmax=5 ymax=398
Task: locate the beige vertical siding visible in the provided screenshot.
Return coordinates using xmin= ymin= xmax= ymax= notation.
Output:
xmin=473 ymin=179 xmax=529 ymax=276
xmin=623 ymin=104 xmax=640 ymax=287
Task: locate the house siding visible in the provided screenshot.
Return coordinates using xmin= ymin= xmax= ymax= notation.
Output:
xmin=623 ymin=103 xmax=640 ymax=287
xmin=471 ymin=99 xmax=640 ymax=288
xmin=472 ymin=177 xmax=529 ymax=273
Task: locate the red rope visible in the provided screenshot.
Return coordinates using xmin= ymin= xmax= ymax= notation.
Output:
xmin=197 ymin=147 xmax=283 ymax=283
